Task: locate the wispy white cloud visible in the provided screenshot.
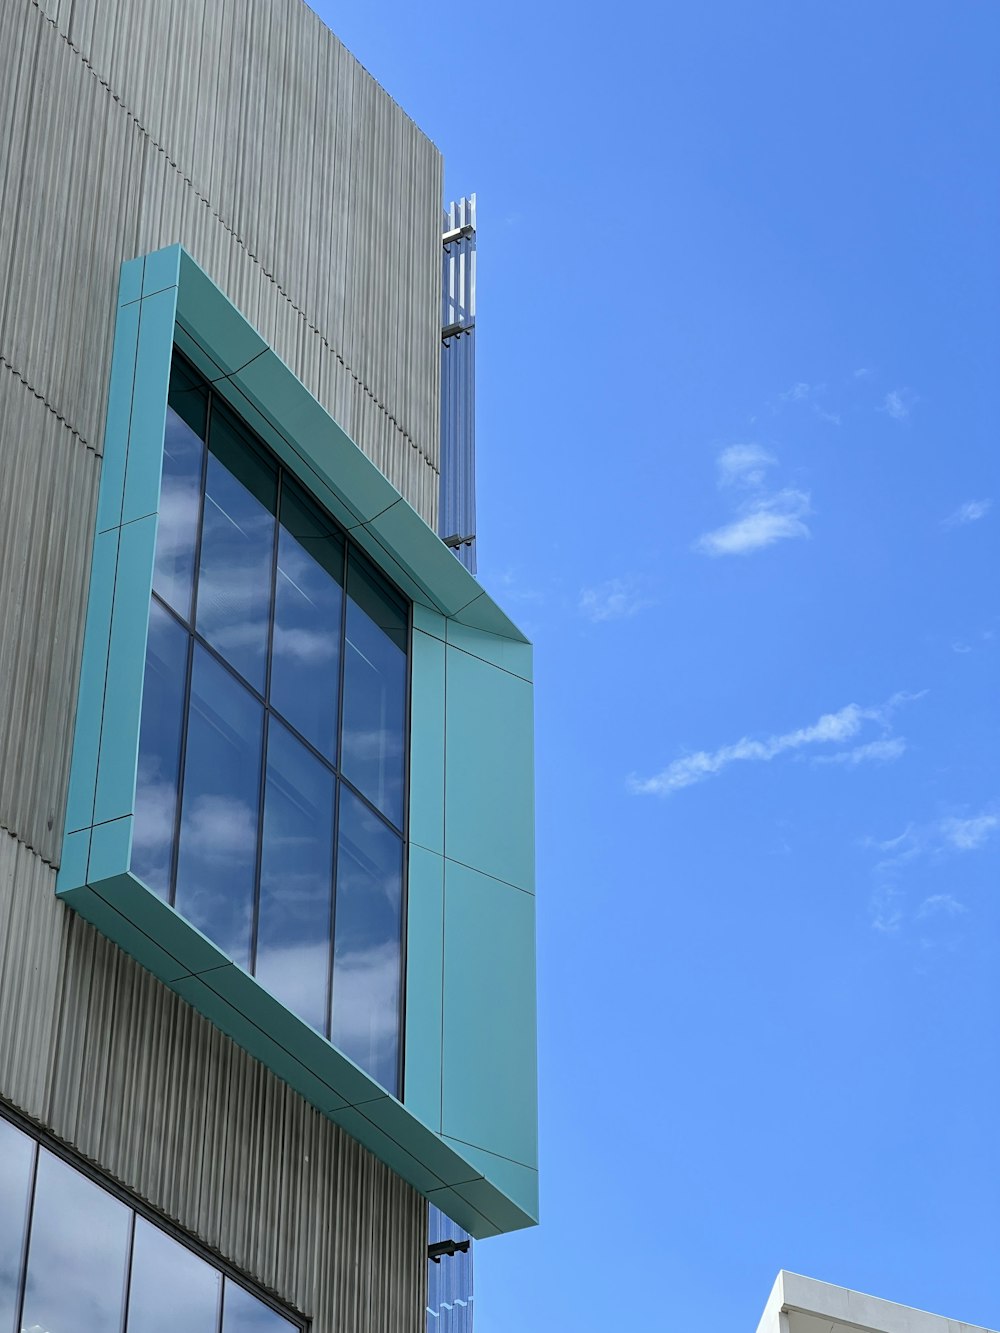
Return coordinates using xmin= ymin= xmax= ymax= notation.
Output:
xmin=854 ymin=367 xmax=873 ymax=379
xmin=773 ymin=381 xmax=840 ymax=425
xmin=813 ymin=406 xmax=841 ymax=426
xmin=696 ymin=444 xmax=813 ymax=557
xmin=941 ymin=812 xmax=1000 ymax=851
xmin=814 ymin=736 xmax=906 ymax=767
xmin=917 ymin=893 xmax=968 ymax=919
xmin=872 ymin=824 xmax=915 ymax=855
xmin=866 ymin=804 xmax=997 ymax=933
xmin=629 ymin=692 xmax=919 ymax=796
xmin=578 ymin=577 xmax=654 ymax=623
xmin=870 ymin=806 xmax=998 ymax=864
xmin=870 ymin=883 xmax=904 ymax=934
xmin=882 ymin=388 xmax=914 ymax=420
xmin=487 ymin=567 xmax=546 ymax=605
xmin=695 ymin=488 xmax=811 ymax=557
xmin=943 ymin=499 xmax=992 ymax=528
xmin=717 ymin=444 xmax=776 ymax=489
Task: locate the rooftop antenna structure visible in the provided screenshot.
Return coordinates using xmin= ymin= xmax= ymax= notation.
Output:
xmin=440 ymin=195 xmax=477 ymax=573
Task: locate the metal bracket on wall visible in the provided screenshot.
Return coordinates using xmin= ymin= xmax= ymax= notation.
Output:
xmin=428 ymin=1239 xmax=472 ymax=1264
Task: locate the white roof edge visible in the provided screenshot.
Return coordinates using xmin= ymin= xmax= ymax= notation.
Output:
xmin=759 ymin=1271 xmax=998 ymax=1333
xmin=753 ymin=1271 xmax=789 ymax=1333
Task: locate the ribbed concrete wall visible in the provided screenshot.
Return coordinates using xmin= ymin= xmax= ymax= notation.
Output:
xmin=0 ymin=365 xmax=99 ymax=865
xmin=0 ymin=1 xmax=439 ymax=1327
xmin=2 ymin=0 xmax=441 ymax=510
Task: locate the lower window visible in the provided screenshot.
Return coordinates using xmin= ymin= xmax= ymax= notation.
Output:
xmin=0 ymin=1111 xmax=301 ymax=1333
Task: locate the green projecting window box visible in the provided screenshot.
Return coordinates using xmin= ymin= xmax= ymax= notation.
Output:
xmin=58 ymin=246 xmax=538 ymax=1239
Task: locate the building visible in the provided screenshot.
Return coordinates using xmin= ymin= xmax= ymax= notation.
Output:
xmin=0 ymin=4 xmax=537 ymax=1331
xmin=756 ymin=1273 xmax=995 ymax=1333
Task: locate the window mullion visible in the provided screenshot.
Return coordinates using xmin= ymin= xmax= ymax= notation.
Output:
xmin=327 ymin=541 xmax=351 ymax=1041
xmin=118 ymin=1208 xmax=137 ymax=1333
xmin=168 ymin=382 xmax=213 ymax=906
xmin=248 ymin=469 xmax=282 ymax=979
xmin=11 ymin=1139 xmax=39 ymax=1333
xmin=168 ymin=632 xmax=196 ymax=910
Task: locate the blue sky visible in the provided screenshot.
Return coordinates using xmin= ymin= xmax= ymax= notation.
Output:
xmin=314 ymin=4 xmax=998 ymax=1327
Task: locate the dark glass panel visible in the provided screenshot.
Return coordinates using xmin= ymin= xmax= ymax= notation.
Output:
xmin=168 ymin=359 xmax=209 ymax=439
xmin=270 ymin=480 xmax=344 ymax=761
xmin=20 ymin=1149 xmax=129 ymax=1333
xmin=222 ymin=1279 xmax=296 ymax=1333
xmin=0 ymin=1118 xmax=33 ymax=1333
xmin=256 ymin=721 xmax=335 ymax=1033
xmin=331 ymin=788 xmax=403 ymax=1092
xmin=126 ymin=1217 xmax=220 ymax=1333
xmin=132 ymin=601 xmax=189 ymax=899
xmin=195 ymin=407 xmax=277 ymax=692
xmin=152 ymin=380 xmax=206 ymax=621
xmin=341 ymin=557 xmax=407 ymax=828
xmin=174 ymin=647 xmax=263 ymax=968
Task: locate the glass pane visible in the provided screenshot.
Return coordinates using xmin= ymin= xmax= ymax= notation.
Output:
xmin=126 ymin=1217 xmax=220 ymax=1333
xmin=222 ymin=1279 xmax=296 ymax=1333
xmin=331 ymin=788 xmax=403 ymax=1092
xmin=0 ymin=1118 xmax=33 ymax=1333
xmin=168 ymin=359 xmax=209 ymax=439
xmin=132 ymin=601 xmax=189 ymax=899
xmin=270 ymin=481 xmax=344 ymax=761
xmin=255 ymin=721 xmax=335 ymax=1033
xmin=174 ymin=647 xmax=263 ymax=968
xmin=152 ymin=393 xmax=206 ymax=621
xmin=341 ymin=558 xmax=407 ymax=828
xmin=21 ymin=1149 xmax=129 ymax=1333
xmin=195 ymin=407 xmax=277 ymax=692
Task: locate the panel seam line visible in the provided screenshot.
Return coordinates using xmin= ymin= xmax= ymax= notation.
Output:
xmin=0 ymin=356 xmax=96 ymax=455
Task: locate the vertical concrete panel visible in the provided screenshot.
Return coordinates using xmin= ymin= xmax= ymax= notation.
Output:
xmin=2 ymin=1 xmax=439 ymax=520
xmin=29 ymin=0 xmax=443 ymax=502
xmin=0 ymin=371 xmax=99 ymax=863
xmin=0 ymin=834 xmax=65 ymax=1112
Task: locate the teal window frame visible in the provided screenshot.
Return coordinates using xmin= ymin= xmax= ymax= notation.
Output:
xmin=57 ymin=247 xmax=538 ymax=1238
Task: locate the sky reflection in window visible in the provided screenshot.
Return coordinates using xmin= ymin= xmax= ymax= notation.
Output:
xmin=0 ymin=1119 xmax=298 ymax=1333
xmin=133 ymin=357 xmax=409 ymax=1094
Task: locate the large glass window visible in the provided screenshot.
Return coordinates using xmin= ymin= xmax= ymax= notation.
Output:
xmin=0 ymin=1111 xmax=299 ymax=1333
xmin=134 ymin=356 xmax=409 ymax=1095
